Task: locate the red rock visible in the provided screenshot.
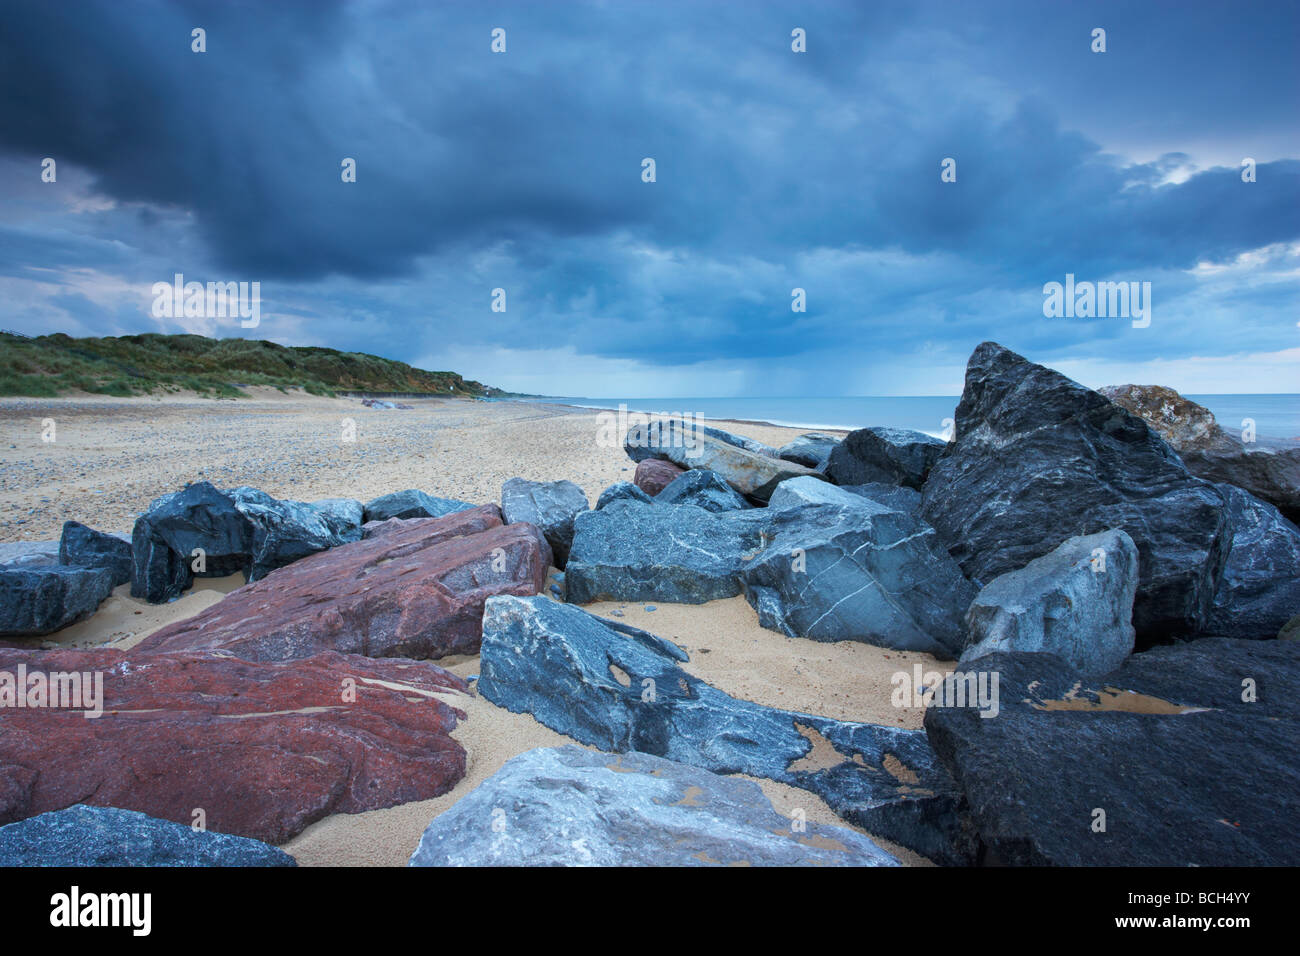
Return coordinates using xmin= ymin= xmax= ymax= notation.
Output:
xmin=634 ymin=459 xmax=687 ymax=496
xmin=0 ymin=648 xmax=467 ymax=844
xmin=135 ymin=504 xmax=552 ymax=661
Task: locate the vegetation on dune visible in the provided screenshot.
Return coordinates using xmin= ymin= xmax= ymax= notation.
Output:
xmin=0 ymin=331 xmax=505 ymax=399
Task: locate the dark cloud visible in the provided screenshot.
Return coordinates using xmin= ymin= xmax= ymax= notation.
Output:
xmin=0 ymin=0 xmax=1296 ymax=390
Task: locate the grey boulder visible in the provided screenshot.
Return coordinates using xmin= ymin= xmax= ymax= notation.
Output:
xmin=500 ymin=478 xmax=590 ymax=568
xmin=362 ymin=488 xmax=476 ymax=522
xmin=777 ymin=432 xmax=842 ymax=470
xmin=595 ymin=481 xmax=652 ymax=510
xmin=227 ymin=486 xmax=363 ymax=581
xmin=825 ymin=426 xmax=946 ymax=490
xmin=0 ymin=805 xmax=295 ymax=867
xmin=1208 ymin=484 xmax=1300 ymax=638
xmin=477 ymin=596 xmax=974 ymax=865
xmin=654 ymin=469 xmax=751 ymax=512
xmin=625 ymin=420 xmax=777 ymax=461
xmin=0 ymin=565 xmax=115 ymax=636
xmin=131 ymin=482 xmax=253 ymax=602
xmin=409 ymin=745 xmax=899 ymax=867
xmin=961 ymin=529 xmax=1138 ymax=676
xmin=131 ymin=482 xmax=366 ymax=602
xmin=769 ymin=476 xmax=921 ymax=516
xmin=925 ymin=640 xmax=1300 ymax=865
xmin=920 ymin=342 xmax=1231 ymax=644
xmin=58 ymin=521 xmax=133 ymax=588
xmin=623 ymin=419 xmax=821 ymax=502
xmin=744 ymin=490 xmax=975 ymax=656
xmin=565 ymin=499 xmax=768 ymax=604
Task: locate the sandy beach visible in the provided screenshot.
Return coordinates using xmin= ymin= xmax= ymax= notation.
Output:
xmin=0 ymin=390 xmax=947 ymax=865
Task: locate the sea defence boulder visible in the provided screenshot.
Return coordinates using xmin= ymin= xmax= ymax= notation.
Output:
xmin=565 ymin=499 xmax=768 ymax=604
xmin=632 ymin=458 xmax=685 ymax=496
xmin=409 ymin=746 xmax=899 ymax=867
xmin=0 ymin=805 xmax=296 ymax=867
xmin=595 ymin=481 xmax=653 ymax=510
xmin=477 ymin=596 xmax=975 ymax=865
xmin=1101 ymin=384 xmax=1300 ymax=523
xmin=747 ymin=480 xmax=975 ymax=656
xmin=500 ymin=478 xmax=589 ymax=568
xmin=58 ymin=521 xmax=133 ymax=588
xmin=131 ymin=482 xmax=251 ymax=602
xmin=130 ymin=482 xmax=364 ymax=602
xmin=0 ymin=566 xmax=115 ymax=637
xmin=1207 ymin=484 xmax=1300 ymax=639
xmin=0 ymin=648 xmax=468 ymax=845
xmin=624 ymin=419 xmax=821 ymax=502
xmin=920 ymin=343 xmax=1231 ymax=644
xmin=654 ymin=469 xmax=751 ymax=513
xmin=625 ymin=420 xmax=777 ymax=461
xmin=362 ymin=489 xmax=476 ymax=523
xmin=825 ymin=426 xmax=946 ymax=490
xmin=777 ymin=432 xmax=842 ymax=470
xmin=924 ymin=639 xmax=1300 ymax=865
xmin=960 ymin=529 xmax=1138 ymax=676
xmin=770 ymin=476 xmax=922 ymax=515
xmin=135 ymin=505 xmax=551 ymax=661
xmin=227 ymin=486 xmax=363 ymax=580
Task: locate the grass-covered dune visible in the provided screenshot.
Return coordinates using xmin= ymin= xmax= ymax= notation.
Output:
xmin=0 ymin=331 xmax=504 ymax=399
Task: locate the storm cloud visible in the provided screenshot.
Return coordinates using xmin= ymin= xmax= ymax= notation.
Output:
xmin=1 ymin=0 xmax=1296 ymax=394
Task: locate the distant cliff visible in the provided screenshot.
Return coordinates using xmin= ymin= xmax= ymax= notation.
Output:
xmin=0 ymin=331 xmax=507 ymax=398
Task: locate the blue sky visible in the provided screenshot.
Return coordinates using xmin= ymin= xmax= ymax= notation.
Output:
xmin=1 ymin=0 xmax=1296 ymax=395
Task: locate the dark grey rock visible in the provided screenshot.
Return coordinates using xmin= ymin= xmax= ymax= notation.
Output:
xmin=566 ymin=500 xmax=768 ymax=604
xmin=1208 ymin=485 xmax=1300 ymax=638
xmin=478 ymin=595 xmax=975 ymax=865
xmin=1183 ymin=442 xmax=1300 ymax=526
xmin=623 ymin=419 xmax=820 ymax=501
xmin=654 ymin=469 xmax=751 ymax=512
xmin=920 ymin=342 xmax=1231 ymax=644
xmin=924 ymin=639 xmax=1300 ymax=865
xmin=826 ymin=426 xmax=946 ymax=490
xmin=58 ymin=522 xmax=133 ymax=588
xmin=743 ymin=493 xmax=975 ymax=656
xmin=309 ymin=497 xmax=365 ymax=533
xmin=770 ymin=477 xmax=923 ymax=516
xmin=500 ymin=478 xmax=589 ymax=568
xmin=130 ymin=482 xmax=254 ymax=602
xmin=777 ymin=432 xmax=842 ymax=470
xmin=362 ymin=489 xmax=476 ymax=522
xmin=595 ymin=481 xmax=653 ymax=510
xmin=131 ymin=482 xmax=366 ymax=602
xmin=0 ymin=565 xmax=115 ymax=636
xmin=625 ymin=420 xmax=777 ymax=461
xmin=227 ymin=487 xmax=363 ymax=581
xmin=843 ymin=483 xmax=924 ymax=515
xmin=961 ymin=529 xmax=1138 ymax=676
xmin=409 ymin=745 xmax=899 ymax=867
xmin=0 ymin=805 xmax=296 ymax=867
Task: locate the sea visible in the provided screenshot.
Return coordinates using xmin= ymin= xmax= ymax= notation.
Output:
xmin=523 ymin=394 xmax=1300 ymax=444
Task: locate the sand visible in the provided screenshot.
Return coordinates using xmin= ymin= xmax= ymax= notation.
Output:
xmin=1 ymin=390 xmax=947 ymax=866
